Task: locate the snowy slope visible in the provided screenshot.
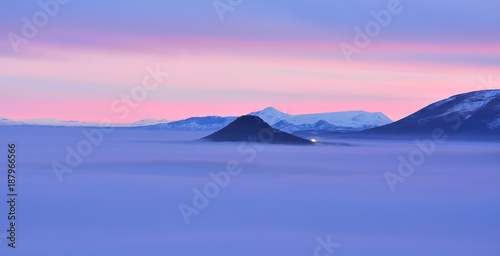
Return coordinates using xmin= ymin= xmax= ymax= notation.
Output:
xmin=364 ymin=89 xmax=500 ymax=135
xmin=249 ymin=107 xmax=392 ymax=132
xmin=145 ymin=116 xmax=237 ymax=131
xmin=129 ymin=118 xmax=170 ymax=127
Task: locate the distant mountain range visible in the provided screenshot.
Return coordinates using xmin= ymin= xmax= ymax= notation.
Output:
xmin=145 ymin=116 xmax=237 ymax=131
xmin=3 ymin=90 xmax=498 ymax=137
xmin=0 ymin=116 xmax=170 ymax=127
xmin=143 ymin=107 xmax=392 ymax=132
xmin=296 ymin=90 xmax=499 ymax=139
xmin=0 ymin=106 xmax=391 ymax=132
xmin=127 ymin=118 xmax=170 ymax=127
xmin=250 ymin=107 xmax=392 ymax=132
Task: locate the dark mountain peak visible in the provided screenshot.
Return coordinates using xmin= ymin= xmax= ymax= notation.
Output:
xmin=225 ymin=115 xmax=272 ymax=131
xmin=203 ymin=115 xmax=313 ymax=145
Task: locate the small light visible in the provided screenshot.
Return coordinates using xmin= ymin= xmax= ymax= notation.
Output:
xmin=311 ymin=139 xmax=317 ymax=143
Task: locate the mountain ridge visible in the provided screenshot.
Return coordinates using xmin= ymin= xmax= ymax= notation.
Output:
xmin=287 ymin=90 xmax=500 ymax=140
xmin=249 ymin=107 xmax=392 ymax=132
xmin=360 ymin=90 xmax=500 ymax=135
xmin=140 ymin=107 xmax=393 ymax=132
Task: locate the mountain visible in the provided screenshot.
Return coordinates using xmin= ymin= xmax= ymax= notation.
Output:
xmin=0 ymin=117 xmax=95 ymax=126
xmin=203 ymin=116 xmax=313 ymax=145
xmin=0 ymin=116 xmax=24 ymax=125
xmin=146 ymin=116 xmax=237 ymax=131
xmin=22 ymin=118 xmax=95 ymax=126
xmin=129 ymin=118 xmax=170 ymax=127
xmin=272 ymin=120 xmax=353 ymax=132
xmin=249 ymin=107 xmax=392 ymax=132
xmin=0 ymin=117 xmax=169 ymax=127
xmin=144 ymin=108 xmax=391 ymax=132
xmin=0 ymin=108 xmax=392 ymax=132
xmin=362 ymin=90 xmax=500 ymax=136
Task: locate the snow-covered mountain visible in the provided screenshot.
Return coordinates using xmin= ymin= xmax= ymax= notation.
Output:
xmin=144 ymin=108 xmax=392 ymax=132
xmin=249 ymin=107 xmax=392 ymax=132
xmin=129 ymin=118 xmax=170 ymax=127
xmin=145 ymin=116 xmax=237 ymax=131
xmin=0 ymin=107 xmax=392 ymax=132
xmin=363 ymin=90 xmax=500 ymax=135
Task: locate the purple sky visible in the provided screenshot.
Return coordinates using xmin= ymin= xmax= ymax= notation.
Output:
xmin=0 ymin=0 xmax=499 ymax=122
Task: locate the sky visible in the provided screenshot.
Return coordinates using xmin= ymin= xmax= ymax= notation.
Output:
xmin=0 ymin=0 xmax=499 ymax=122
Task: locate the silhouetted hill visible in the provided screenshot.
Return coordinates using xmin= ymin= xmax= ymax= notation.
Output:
xmin=203 ymin=115 xmax=313 ymax=145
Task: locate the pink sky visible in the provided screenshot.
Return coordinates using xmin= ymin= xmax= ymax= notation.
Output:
xmin=0 ymin=36 xmax=498 ymax=123
xmin=1 ymin=0 xmax=499 ymax=123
